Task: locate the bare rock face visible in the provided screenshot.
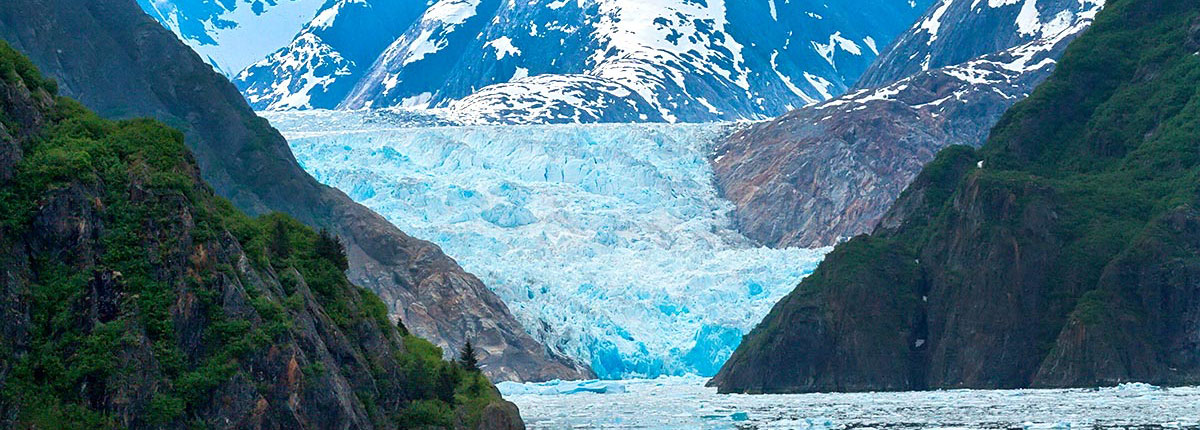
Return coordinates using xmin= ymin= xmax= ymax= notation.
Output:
xmin=712 ymin=0 xmax=1102 ymax=249
xmin=0 ymin=0 xmax=590 ymax=382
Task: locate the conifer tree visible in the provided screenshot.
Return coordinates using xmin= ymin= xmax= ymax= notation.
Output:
xmin=269 ymin=217 xmax=291 ymax=260
xmin=458 ymin=340 xmax=479 ymax=372
xmin=315 ymin=228 xmax=349 ymax=271
xmin=396 ymin=316 xmax=410 ymax=336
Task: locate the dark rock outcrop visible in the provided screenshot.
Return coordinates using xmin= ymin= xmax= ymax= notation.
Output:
xmin=0 ymin=0 xmax=590 ymax=382
xmin=0 ymin=45 xmax=524 ymax=428
xmin=712 ymin=0 xmax=1101 ymax=249
xmin=712 ymin=0 xmax=1200 ymax=393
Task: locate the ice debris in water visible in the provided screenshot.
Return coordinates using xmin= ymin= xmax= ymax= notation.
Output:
xmin=502 ymin=377 xmax=1200 ymax=429
xmin=496 ymin=379 xmax=627 ymax=396
xmin=265 ymin=109 xmax=831 ymax=378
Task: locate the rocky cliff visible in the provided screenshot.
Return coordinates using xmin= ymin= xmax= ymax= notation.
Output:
xmin=712 ymin=0 xmax=1101 ymax=248
xmin=0 ymin=41 xmax=523 ymax=428
xmin=0 ymin=0 xmax=590 ymax=382
xmin=711 ymin=0 xmax=1200 ymax=393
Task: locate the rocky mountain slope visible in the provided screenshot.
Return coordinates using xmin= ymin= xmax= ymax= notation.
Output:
xmin=0 ymin=41 xmax=522 ymax=428
xmin=0 ymin=0 xmax=590 ymax=382
xmin=232 ymin=0 xmax=932 ymax=122
xmin=712 ymin=0 xmax=1102 ymax=248
xmin=711 ymin=0 xmax=1200 ymax=393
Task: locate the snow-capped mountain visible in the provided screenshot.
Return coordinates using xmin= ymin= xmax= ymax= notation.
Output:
xmin=137 ymin=0 xmax=326 ymax=76
xmin=713 ymin=0 xmax=1104 ymax=248
xmin=234 ymin=0 xmax=933 ymax=122
xmin=236 ymin=0 xmax=427 ymax=110
xmin=858 ymin=0 xmax=1103 ymax=87
xmin=264 ymin=111 xmax=830 ymax=378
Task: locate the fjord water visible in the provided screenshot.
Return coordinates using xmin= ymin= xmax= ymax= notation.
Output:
xmin=264 ymin=110 xmax=829 ymax=378
xmin=499 ymin=378 xmax=1200 ymax=429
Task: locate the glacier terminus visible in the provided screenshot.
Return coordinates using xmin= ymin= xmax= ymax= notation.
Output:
xmin=264 ymin=110 xmax=830 ymax=379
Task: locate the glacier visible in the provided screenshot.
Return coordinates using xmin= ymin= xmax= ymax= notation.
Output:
xmin=263 ymin=110 xmax=830 ymax=378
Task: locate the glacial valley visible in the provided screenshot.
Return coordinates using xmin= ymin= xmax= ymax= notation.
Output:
xmin=264 ymin=110 xmax=830 ymax=378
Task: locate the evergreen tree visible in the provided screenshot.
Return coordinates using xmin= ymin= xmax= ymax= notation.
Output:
xmin=458 ymin=340 xmax=479 ymax=373
xmin=434 ymin=364 xmax=461 ymax=404
xmin=396 ymin=316 xmax=410 ymax=336
xmin=268 ymin=217 xmax=291 ymax=260
xmin=315 ymin=228 xmax=349 ymax=271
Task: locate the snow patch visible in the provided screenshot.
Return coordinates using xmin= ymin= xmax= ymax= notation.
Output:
xmin=488 ymin=36 xmax=522 ymax=60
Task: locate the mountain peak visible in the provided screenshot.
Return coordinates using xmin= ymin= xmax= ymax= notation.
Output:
xmin=229 ymin=0 xmax=933 ymax=122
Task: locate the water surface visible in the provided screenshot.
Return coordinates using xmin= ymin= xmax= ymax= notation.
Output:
xmin=502 ymin=377 xmax=1200 ymax=429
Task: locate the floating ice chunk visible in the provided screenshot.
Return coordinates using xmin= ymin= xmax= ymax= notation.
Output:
xmin=506 ymin=377 xmax=1200 ymax=429
xmin=496 ymin=379 xmax=627 ymax=396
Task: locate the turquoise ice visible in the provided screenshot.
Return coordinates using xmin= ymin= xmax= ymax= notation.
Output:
xmin=267 ymin=110 xmax=829 ymax=378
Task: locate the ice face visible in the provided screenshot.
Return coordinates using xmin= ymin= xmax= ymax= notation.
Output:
xmin=265 ymin=110 xmax=829 ymax=379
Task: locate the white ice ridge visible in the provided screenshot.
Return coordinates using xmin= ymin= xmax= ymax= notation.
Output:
xmin=265 ymin=110 xmax=830 ymax=379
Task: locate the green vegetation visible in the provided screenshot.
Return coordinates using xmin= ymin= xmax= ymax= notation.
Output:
xmin=0 ymin=39 xmax=56 ymax=95
xmin=0 ymin=40 xmax=500 ymax=428
xmin=459 ymin=340 xmax=480 ymax=373
xmin=815 ymin=0 xmax=1200 ymax=350
xmin=720 ymin=0 xmax=1200 ymax=392
xmin=399 ymin=335 xmax=501 ymax=428
xmin=947 ymin=0 xmax=1200 ymax=336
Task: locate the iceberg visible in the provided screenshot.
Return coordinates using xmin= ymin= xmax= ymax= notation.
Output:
xmin=266 ymin=110 xmax=830 ymax=378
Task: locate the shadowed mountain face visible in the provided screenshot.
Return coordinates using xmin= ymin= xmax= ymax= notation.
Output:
xmin=0 ymin=40 xmax=522 ymax=429
xmin=712 ymin=0 xmax=1102 ymax=249
xmin=0 ymin=0 xmax=591 ymax=382
xmin=712 ymin=0 xmax=1200 ymax=394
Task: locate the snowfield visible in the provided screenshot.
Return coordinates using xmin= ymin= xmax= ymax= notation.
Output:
xmin=264 ymin=110 xmax=830 ymax=378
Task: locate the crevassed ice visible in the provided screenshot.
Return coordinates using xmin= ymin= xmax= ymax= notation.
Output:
xmin=265 ymin=110 xmax=829 ymax=379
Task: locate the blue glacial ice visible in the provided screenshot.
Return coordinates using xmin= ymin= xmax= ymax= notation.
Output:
xmin=264 ymin=110 xmax=830 ymax=379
